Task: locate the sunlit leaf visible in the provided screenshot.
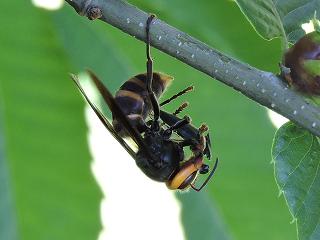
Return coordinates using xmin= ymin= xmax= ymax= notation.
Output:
xmin=235 ymin=0 xmax=320 ymax=44
xmin=0 ymin=109 xmax=17 ymax=240
xmin=272 ymin=122 xmax=320 ymax=240
xmin=177 ymin=192 xmax=232 ymax=240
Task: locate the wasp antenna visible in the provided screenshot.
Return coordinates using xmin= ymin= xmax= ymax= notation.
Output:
xmin=191 ymin=158 xmax=219 ymax=192
xmin=160 ymin=85 xmax=194 ymax=106
xmin=199 ymin=124 xmax=209 ymax=134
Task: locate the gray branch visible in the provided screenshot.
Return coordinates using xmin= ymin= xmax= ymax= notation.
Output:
xmin=65 ymin=0 xmax=320 ymax=137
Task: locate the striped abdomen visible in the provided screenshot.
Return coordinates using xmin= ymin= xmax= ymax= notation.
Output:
xmin=113 ymin=72 xmax=173 ymax=134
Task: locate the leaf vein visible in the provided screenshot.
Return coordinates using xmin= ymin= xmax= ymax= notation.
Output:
xmin=295 ymin=137 xmax=319 ymax=218
xmin=280 ymin=134 xmax=313 ymax=190
xmin=273 ymin=132 xmax=308 ymax=161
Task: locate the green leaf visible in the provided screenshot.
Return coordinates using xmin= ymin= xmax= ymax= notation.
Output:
xmin=0 ymin=1 xmax=101 ymax=239
xmin=177 ymin=192 xmax=232 ymax=240
xmin=235 ymin=0 xmax=320 ymax=44
xmin=0 ymin=106 xmax=17 ymax=240
xmin=272 ymin=122 xmax=320 ymax=240
xmin=235 ymin=1 xmax=285 ymax=40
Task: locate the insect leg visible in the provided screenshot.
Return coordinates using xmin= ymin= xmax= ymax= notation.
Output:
xmin=160 ymin=110 xmax=200 ymax=140
xmin=197 ymin=124 xmax=211 ymax=159
xmin=198 ymin=124 xmax=209 ymax=134
xmin=203 ymin=133 xmax=212 ymax=159
xmin=173 ymin=102 xmax=189 ymax=115
xmin=163 ymin=116 xmax=191 ymax=138
xmin=145 ymin=14 xmax=160 ymax=126
xmin=168 ymin=116 xmax=191 ymax=131
xmin=179 ymin=138 xmax=197 ymax=148
xmin=160 ymin=86 xmax=194 ymax=106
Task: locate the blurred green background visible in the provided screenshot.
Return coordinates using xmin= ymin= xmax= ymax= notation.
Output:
xmin=0 ymin=0 xmax=296 ymax=240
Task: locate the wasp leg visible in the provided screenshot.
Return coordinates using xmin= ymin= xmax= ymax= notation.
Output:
xmin=163 ymin=116 xmax=191 ymax=138
xmin=168 ymin=116 xmax=191 ymax=131
xmin=160 ymin=86 xmax=194 ymax=106
xmin=198 ymin=124 xmax=209 ymax=134
xmin=145 ymin=14 xmax=160 ymax=129
xmin=179 ymin=138 xmax=197 ymax=148
xmin=195 ymin=124 xmax=212 ymax=159
xmin=180 ymin=135 xmax=206 ymax=158
xmin=173 ymin=102 xmax=189 ymax=116
xmin=203 ymin=133 xmax=212 ymax=159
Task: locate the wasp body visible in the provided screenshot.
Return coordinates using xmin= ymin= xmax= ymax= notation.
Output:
xmin=71 ymin=14 xmax=218 ymax=191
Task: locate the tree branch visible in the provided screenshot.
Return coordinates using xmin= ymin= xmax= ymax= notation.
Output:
xmin=65 ymin=0 xmax=320 ymax=137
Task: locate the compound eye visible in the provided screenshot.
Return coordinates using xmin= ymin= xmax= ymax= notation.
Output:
xmin=199 ymin=164 xmax=209 ymax=174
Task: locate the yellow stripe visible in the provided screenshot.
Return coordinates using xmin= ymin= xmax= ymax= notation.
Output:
xmin=116 ymin=90 xmax=144 ymax=102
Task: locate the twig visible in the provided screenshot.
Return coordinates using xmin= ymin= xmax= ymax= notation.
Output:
xmin=65 ymin=0 xmax=320 ymax=137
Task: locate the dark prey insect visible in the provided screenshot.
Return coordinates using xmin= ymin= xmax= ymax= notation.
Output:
xmin=70 ymin=14 xmax=218 ymax=191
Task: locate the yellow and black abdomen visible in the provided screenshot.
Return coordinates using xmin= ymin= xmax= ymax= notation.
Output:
xmin=113 ymin=72 xmax=173 ymax=134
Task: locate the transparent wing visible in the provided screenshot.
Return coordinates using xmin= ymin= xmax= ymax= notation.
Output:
xmin=86 ymin=70 xmax=150 ymax=151
xmin=70 ymin=73 xmax=137 ymax=159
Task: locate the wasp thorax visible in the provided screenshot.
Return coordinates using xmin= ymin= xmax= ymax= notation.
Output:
xmin=283 ymin=31 xmax=320 ymax=95
xmin=135 ymin=130 xmax=184 ymax=182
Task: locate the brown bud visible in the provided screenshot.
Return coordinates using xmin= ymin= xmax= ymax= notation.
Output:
xmin=283 ymin=31 xmax=320 ymax=95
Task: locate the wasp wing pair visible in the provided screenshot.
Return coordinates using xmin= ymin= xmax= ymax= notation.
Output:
xmin=70 ymin=70 xmax=154 ymax=162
